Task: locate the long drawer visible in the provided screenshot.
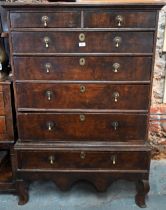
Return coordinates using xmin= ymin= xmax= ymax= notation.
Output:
xmin=13 ymin=56 xmax=152 ymax=81
xmin=16 ymin=83 xmax=150 ymax=110
xmin=17 ymin=150 xmax=150 ymax=170
xmin=84 ymin=11 xmax=156 ymax=28
xmin=11 ymin=31 xmax=154 ymax=54
xmin=18 ymin=113 xmax=147 ymax=141
xmin=10 ymin=11 xmax=81 ymax=28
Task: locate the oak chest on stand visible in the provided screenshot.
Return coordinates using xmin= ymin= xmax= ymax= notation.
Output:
xmin=2 ymin=0 xmax=165 ymax=207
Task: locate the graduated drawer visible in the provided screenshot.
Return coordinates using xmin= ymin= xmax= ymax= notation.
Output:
xmin=11 ymin=31 xmax=153 ymax=54
xmin=0 ymin=92 xmax=5 ymax=115
xmin=17 ymin=113 xmax=147 ymax=141
xmin=16 ymin=83 xmax=150 ymax=110
xmin=17 ymin=150 xmax=150 ymax=170
xmin=10 ymin=12 xmax=81 ymax=28
xmin=84 ymin=11 xmax=156 ymax=28
xmin=0 ymin=117 xmax=6 ymax=134
xmin=13 ymin=56 xmax=152 ymax=81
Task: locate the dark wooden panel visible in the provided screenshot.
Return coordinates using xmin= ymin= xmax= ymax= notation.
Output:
xmin=16 ymin=83 xmax=150 ymax=110
xmin=84 ymin=11 xmax=156 ymax=28
xmin=10 ymin=11 xmax=81 ymax=28
xmin=13 ymin=56 xmax=152 ymax=81
xmin=0 ymin=92 xmax=5 ymax=115
xmin=18 ymin=113 xmax=147 ymax=141
xmin=0 ymin=117 xmax=6 ymax=134
xmin=11 ymin=31 xmax=154 ymax=53
xmin=0 ymin=82 xmax=14 ymax=142
xmin=18 ymin=150 xmax=149 ymax=170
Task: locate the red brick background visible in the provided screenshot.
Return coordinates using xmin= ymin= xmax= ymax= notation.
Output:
xmin=150 ymin=104 xmax=166 ymax=159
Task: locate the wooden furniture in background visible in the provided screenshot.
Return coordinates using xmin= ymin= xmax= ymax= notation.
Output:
xmin=0 ymin=78 xmax=15 ymax=192
xmin=2 ymin=0 xmax=165 ymax=207
xmin=0 ymin=5 xmax=15 ymax=193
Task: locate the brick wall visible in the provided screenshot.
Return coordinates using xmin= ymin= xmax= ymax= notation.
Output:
xmin=150 ymin=6 xmax=166 ymax=159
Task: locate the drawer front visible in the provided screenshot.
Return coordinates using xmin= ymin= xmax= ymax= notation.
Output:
xmin=18 ymin=113 xmax=147 ymax=141
xmin=84 ymin=11 xmax=156 ymax=28
xmin=14 ymin=56 xmax=152 ymax=81
xmin=17 ymin=150 xmax=149 ymax=170
xmin=10 ymin=12 xmax=81 ymax=28
xmin=0 ymin=117 xmax=6 ymax=134
xmin=16 ymin=83 xmax=150 ymax=110
xmin=12 ymin=31 xmax=153 ymax=53
xmin=0 ymin=92 xmax=5 ymax=115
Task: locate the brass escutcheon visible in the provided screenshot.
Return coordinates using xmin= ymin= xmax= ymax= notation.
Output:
xmin=79 ymin=58 xmax=86 ymax=66
xmin=79 ymin=33 xmax=85 ymax=42
xmin=80 ymin=85 xmax=86 ymax=93
xmin=80 ymin=114 xmax=85 ymax=122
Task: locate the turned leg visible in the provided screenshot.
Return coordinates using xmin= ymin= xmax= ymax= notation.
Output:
xmin=16 ymin=180 xmax=29 ymax=205
xmin=135 ymin=179 xmax=150 ymax=208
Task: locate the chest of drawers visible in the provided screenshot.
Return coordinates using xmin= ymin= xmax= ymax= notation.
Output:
xmin=2 ymin=0 xmax=165 ymax=207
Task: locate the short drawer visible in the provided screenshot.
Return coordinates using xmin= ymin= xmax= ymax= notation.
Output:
xmin=84 ymin=11 xmax=156 ymax=28
xmin=11 ymin=31 xmax=154 ymax=54
xmin=14 ymin=56 xmax=152 ymax=81
xmin=18 ymin=113 xmax=147 ymax=141
xmin=10 ymin=12 xmax=81 ymax=28
xmin=0 ymin=92 xmax=5 ymax=115
xmin=0 ymin=117 xmax=6 ymax=134
xmin=17 ymin=150 xmax=150 ymax=170
xmin=16 ymin=83 xmax=150 ymax=110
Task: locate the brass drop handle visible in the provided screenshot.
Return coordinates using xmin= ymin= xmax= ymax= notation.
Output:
xmin=112 ymin=63 xmax=120 ymax=73
xmin=111 ymin=155 xmax=117 ymax=165
xmin=46 ymin=121 xmax=54 ymax=131
xmin=80 ymin=151 xmax=86 ymax=159
xmin=79 ymin=58 xmax=86 ymax=66
xmin=45 ymin=63 xmax=52 ymax=73
xmin=43 ymin=36 xmax=50 ymax=48
xmin=112 ymin=121 xmax=119 ymax=130
xmin=48 ymin=155 xmax=55 ymax=165
xmin=41 ymin=16 xmax=49 ymax=27
xmin=80 ymin=114 xmax=85 ymax=122
xmin=113 ymin=36 xmax=122 ymax=48
xmin=79 ymin=33 xmax=85 ymax=42
xmin=115 ymin=15 xmax=124 ymax=27
xmin=113 ymin=91 xmax=120 ymax=102
xmin=45 ymin=90 xmax=54 ymax=101
xmin=80 ymin=85 xmax=86 ymax=93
